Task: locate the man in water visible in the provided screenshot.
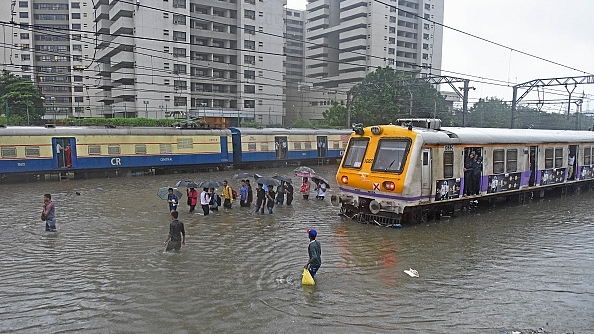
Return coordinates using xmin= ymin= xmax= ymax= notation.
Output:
xmin=42 ymin=193 xmax=56 ymax=232
xmin=304 ymin=229 xmax=322 ymax=277
xmin=167 ymin=188 xmax=178 ymax=212
xmin=200 ymin=188 xmax=211 ymax=216
xmin=163 ymin=211 xmax=185 ymax=252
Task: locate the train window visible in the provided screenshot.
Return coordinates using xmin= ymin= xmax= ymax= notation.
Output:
xmin=108 ymin=145 xmax=121 ymax=155
xmin=333 ymin=142 xmax=340 ymax=149
xmin=1 ymin=147 xmax=17 ymax=158
xmin=177 ymin=138 xmax=193 ymax=149
xmin=544 ymin=148 xmax=553 ymax=168
xmin=342 ymin=138 xmax=369 ymax=168
xmin=443 ymin=151 xmax=453 ymax=178
xmin=135 ymin=145 xmax=147 ymax=155
xmin=25 ymin=146 xmax=40 ymax=157
xmin=160 ymin=144 xmax=172 ymax=154
xmin=293 ymin=142 xmax=301 ymax=150
xmin=261 ymin=143 xmax=269 ymax=151
xmin=506 ymin=149 xmax=517 ymax=172
xmin=371 ymin=139 xmax=410 ymax=173
xmin=554 ymin=148 xmax=563 ymax=168
xmin=585 ymin=147 xmax=591 ymax=165
xmin=493 ymin=149 xmax=505 ymax=173
xmin=304 ymin=142 xmax=312 ymax=150
xmin=247 ymin=143 xmax=256 ymax=151
xmin=88 ymin=145 xmax=101 ymax=155
xmin=342 ymin=141 xmax=348 ymax=149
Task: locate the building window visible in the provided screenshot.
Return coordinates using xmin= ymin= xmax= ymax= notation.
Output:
xmin=71 ymin=13 xmax=81 ymax=19
xmin=174 ymin=80 xmax=187 ymax=90
xmin=72 ymin=24 xmax=81 ymax=30
xmin=244 ymin=40 xmax=255 ymax=50
xmin=173 ymin=14 xmax=186 ymax=25
xmin=74 ymin=87 xmax=83 ymax=93
xmin=245 ymin=25 xmax=255 ymax=35
xmin=19 ymin=1 xmax=28 ymax=8
xmin=173 ymin=64 xmax=186 ymax=74
xmin=172 ymin=48 xmax=186 ymax=57
xmin=173 ymin=0 xmax=186 ymax=8
xmin=20 ymin=12 xmax=29 ymax=18
xmin=173 ymin=31 xmax=186 ymax=41
xmin=244 ymin=100 xmax=255 ymax=108
xmin=424 ymin=23 xmax=430 ymax=30
xmin=244 ymin=85 xmax=255 ymax=93
xmin=74 ymin=96 xmax=84 ymax=102
xmin=21 ymin=54 xmax=30 ymax=61
xmin=423 ymin=33 xmax=430 ymax=40
xmin=174 ymin=96 xmax=187 ymax=106
xmin=71 ymin=2 xmax=80 ymax=8
xmin=244 ymin=9 xmax=255 ymax=19
xmin=244 ymin=70 xmax=255 ymax=79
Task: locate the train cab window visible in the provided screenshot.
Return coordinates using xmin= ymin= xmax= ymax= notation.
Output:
xmin=25 ymin=146 xmax=40 ymax=157
xmin=88 ymin=145 xmax=101 ymax=155
xmin=554 ymin=148 xmax=563 ymax=168
xmin=342 ymin=138 xmax=369 ymax=168
xmin=371 ymin=139 xmax=410 ymax=173
xmin=135 ymin=145 xmax=147 ymax=154
xmin=443 ymin=151 xmax=453 ymax=178
xmin=506 ymin=149 xmax=517 ymax=172
xmin=544 ymin=148 xmax=553 ymax=168
xmin=293 ymin=142 xmax=301 ymax=150
xmin=584 ymin=147 xmax=591 ymax=165
xmin=493 ymin=149 xmax=505 ymax=173
xmin=108 ymin=145 xmax=121 ymax=155
xmin=1 ymin=147 xmax=17 ymax=158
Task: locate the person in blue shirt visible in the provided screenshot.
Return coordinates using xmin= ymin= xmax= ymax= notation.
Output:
xmin=167 ymin=188 xmax=179 ymax=212
xmin=239 ymin=180 xmax=249 ymax=207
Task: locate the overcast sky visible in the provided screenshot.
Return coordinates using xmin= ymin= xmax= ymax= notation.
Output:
xmin=286 ymin=0 xmax=594 ymax=112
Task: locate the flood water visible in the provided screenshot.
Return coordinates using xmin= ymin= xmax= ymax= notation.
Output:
xmin=0 ymin=165 xmax=593 ymax=333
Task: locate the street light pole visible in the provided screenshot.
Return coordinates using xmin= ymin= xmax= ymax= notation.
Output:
xmin=143 ymin=101 xmax=149 ymax=118
xmin=50 ymin=96 xmax=56 ymax=122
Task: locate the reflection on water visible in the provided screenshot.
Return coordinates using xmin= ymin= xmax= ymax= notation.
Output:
xmin=1 ymin=165 xmax=593 ymax=333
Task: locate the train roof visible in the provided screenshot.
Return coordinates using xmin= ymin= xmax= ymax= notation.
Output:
xmin=0 ymin=126 xmax=232 ymax=136
xmin=229 ymin=127 xmax=351 ymax=135
xmin=415 ymin=126 xmax=594 ymax=145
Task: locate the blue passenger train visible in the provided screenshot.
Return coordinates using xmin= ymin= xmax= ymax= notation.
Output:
xmin=0 ymin=125 xmax=351 ymax=177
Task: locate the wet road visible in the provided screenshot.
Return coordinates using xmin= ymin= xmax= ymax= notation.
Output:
xmin=0 ymin=165 xmax=593 ymax=333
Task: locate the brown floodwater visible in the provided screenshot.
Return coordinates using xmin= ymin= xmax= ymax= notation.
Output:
xmin=0 ymin=165 xmax=592 ymax=333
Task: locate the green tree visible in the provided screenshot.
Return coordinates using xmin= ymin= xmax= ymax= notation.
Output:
xmin=322 ymin=67 xmax=448 ymax=127
xmin=0 ymin=70 xmax=45 ymax=125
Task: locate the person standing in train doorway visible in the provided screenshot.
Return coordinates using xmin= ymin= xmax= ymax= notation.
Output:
xmin=463 ymin=151 xmax=476 ymax=196
xmin=65 ymin=143 xmax=72 ymax=168
xmin=304 ymin=229 xmax=321 ymax=278
xmin=42 ymin=193 xmax=56 ymax=232
xmin=568 ymin=153 xmax=576 ymax=180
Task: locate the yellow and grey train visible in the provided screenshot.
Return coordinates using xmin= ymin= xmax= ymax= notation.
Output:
xmin=333 ymin=119 xmax=594 ymax=225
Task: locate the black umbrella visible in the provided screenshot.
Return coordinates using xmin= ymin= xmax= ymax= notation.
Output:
xmin=312 ymin=175 xmax=331 ymax=188
xmin=157 ymin=187 xmax=183 ymax=200
xmin=176 ymin=180 xmax=199 ymax=188
xmin=273 ymin=175 xmax=293 ymax=184
xmin=232 ymin=172 xmax=254 ymax=180
xmin=198 ymin=180 xmax=224 ymax=189
xmin=255 ymin=177 xmax=280 ymax=186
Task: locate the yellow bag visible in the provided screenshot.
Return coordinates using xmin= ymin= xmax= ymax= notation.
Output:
xmin=302 ymin=268 xmax=315 ymax=286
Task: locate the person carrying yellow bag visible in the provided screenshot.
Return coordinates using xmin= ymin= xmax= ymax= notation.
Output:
xmin=304 ymin=229 xmax=321 ymax=279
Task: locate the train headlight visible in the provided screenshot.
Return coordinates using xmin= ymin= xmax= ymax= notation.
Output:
xmin=340 ymin=175 xmax=349 ymax=184
xmin=371 ymin=126 xmax=381 ymax=135
xmin=383 ymin=181 xmax=395 ymax=191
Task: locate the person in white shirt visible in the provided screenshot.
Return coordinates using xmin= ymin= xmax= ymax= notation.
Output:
xmin=315 ymin=181 xmax=327 ymax=200
xmin=200 ymin=188 xmax=211 ymax=216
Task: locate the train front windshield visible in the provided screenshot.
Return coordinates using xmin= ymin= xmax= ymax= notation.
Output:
xmin=342 ymin=138 xmax=369 ymax=168
xmin=371 ymin=139 xmax=410 ymax=173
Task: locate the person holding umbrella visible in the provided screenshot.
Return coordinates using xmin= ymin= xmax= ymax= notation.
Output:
xmin=187 ymin=187 xmax=198 ymax=213
xmin=255 ymin=183 xmax=266 ymax=214
xmin=239 ymin=180 xmax=249 ymax=207
xmin=167 ymin=188 xmax=179 ymax=212
xmin=300 ymin=177 xmax=311 ymax=200
xmin=200 ymin=188 xmax=211 ymax=216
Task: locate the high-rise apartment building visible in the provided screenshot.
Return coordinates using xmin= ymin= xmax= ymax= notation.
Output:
xmin=302 ymin=0 xmax=444 ymax=120
xmin=283 ymin=8 xmax=305 ymax=125
xmin=1 ymin=0 xmax=97 ymax=119
xmin=93 ymin=0 xmax=286 ymax=124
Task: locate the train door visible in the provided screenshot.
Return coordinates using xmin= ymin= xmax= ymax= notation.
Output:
xmin=529 ymin=146 xmax=537 ymax=186
xmin=275 ymin=136 xmax=287 ymax=159
xmin=421 ymin=149 xmax=432 ymax=197
xmin=220 ymin=135 xmax=230 ymax=162
xmin=463 ymin=147 xmax=482 ymax=195
xmin=317 ymin=136 xmax=327 ymax=157
xmin=52 ymin=137 xmax=76 ymax=168
xmin=569 ymin=145 xmax=577 ymax=180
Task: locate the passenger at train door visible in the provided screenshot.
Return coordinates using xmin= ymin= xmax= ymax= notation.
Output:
xmin=464 ymin=151 xmax=476 ymax=196
xmin=568 ymin=153 xmax=576 ymax=180
xmin=473 ymin=155 xmax=483 ymax=195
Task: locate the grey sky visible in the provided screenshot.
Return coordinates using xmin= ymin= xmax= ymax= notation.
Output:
xmin=286 ymin=0 xmax=594 ymax=112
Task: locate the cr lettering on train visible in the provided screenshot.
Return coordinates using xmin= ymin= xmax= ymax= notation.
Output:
xmin=110 ymin=158 xmax=121 ymax=165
